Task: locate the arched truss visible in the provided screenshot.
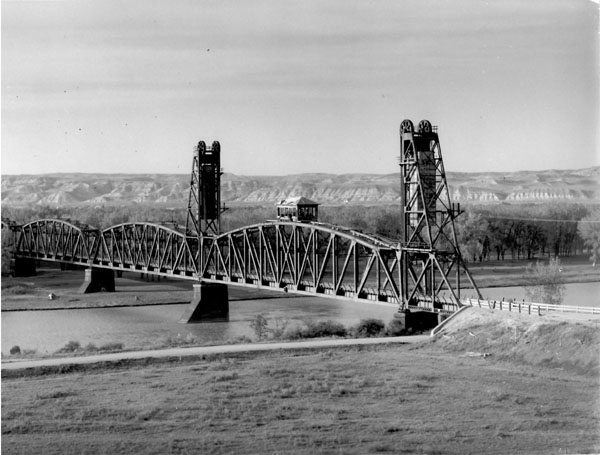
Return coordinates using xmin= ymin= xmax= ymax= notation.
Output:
xmin=200 ymin=221 xmax=403 ymax=304
xmin=95 ymin=222 xmax=198 ymax=277
xmin=13 ymin=219 xmax=409 ymax=304
xmin=16 ymin=219 xmax=98 ymax=263
xmin=15 ymin=219 xmax=199 ymax=278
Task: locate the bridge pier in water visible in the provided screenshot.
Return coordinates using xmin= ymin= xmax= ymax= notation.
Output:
xmin=179 ymin=282 xmax=229 ymax=323
xmin=78 ymin=268 xmax=115 ymax=294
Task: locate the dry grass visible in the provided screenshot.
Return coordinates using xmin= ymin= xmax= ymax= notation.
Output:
xmin=2 ymin=340 xmax=599 ymax=455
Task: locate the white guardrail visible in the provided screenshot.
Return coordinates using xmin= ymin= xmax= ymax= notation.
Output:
xmin=460 ymin=298 xmax=600 ymax=315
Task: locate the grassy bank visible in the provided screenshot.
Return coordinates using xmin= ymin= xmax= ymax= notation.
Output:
xmin=2 ymin=343 xmax=598 ymax=454
xmin=2 ymin=308 xmax=599 ymax=454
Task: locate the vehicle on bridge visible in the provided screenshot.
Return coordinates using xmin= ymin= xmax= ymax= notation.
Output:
xmin=276 ymin=196 xmax=319 ymax=222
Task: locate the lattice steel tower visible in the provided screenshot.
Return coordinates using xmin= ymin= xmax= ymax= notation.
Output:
xmin=186 ymin=141 xmax=224 ymax=237
xmin=398 ymin=119 xmax=480 ymax=309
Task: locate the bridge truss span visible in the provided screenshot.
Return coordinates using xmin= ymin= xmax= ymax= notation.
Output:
xmin=96 ymin=222 xmax=199 ymax=277
xmin=17 ymin=219 xmax=98 ymax=264
xmin=14 ymin=219 xmax=406 ymax=304
xmin=15 ymin=219 xmax=200 ymax=278
xmin=200 ymin=221 xmax=403 ymax=304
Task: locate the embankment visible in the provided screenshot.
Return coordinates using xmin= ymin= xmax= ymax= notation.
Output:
xmin=430 ymin=307 xmax=600 ymax=375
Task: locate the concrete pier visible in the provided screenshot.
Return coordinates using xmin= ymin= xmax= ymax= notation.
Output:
xmin=179 ymin=282 xmax=229 ymax=323
xmin=393 ymin=310 xmax=441 ymax=333
xmin=78 ymin=268 xmax=115 ymax=294
xmin=12 ymin=257 xmax=37 ymax=277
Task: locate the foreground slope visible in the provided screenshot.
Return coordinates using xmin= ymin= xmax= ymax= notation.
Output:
xmin=2 ymin=308 xmax=599 ymax=455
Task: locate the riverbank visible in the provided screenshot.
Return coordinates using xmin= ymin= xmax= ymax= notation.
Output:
xmin=2 ymin=307 xmax=599 ymax=454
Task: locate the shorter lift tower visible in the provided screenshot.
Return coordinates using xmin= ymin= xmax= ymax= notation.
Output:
xmin=186 ymin=141 xmax=224 ymax=237
xmin=398 ymin=119 xmax=480 ymax=310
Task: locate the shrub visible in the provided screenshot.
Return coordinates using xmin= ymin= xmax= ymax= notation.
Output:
xmin=268 ymin=318 xmax=289 ymax=339
xmin=98 ymin=342 xmax=124 ymax=351
xmin=249 ymin=314 xmax=269 ymax=341
xmin=9 ymin=345 xmax=21 ymax=355
xmin=57 ymin=340 xmax=81 ymax=353
xmin=164 ymin=333 xmax=196 ymax=347
xmin=385 ymin=318 xmax=406 ymax=336
xmin=302 ymin=320 xmax=347 ymax=338
xmin=84 ymin=343 xmax=98 ymax=352
xmin=353 ymin=319 xmax=386 ymax=337
xmin=524 ymin=258 xmax=566 ymax=305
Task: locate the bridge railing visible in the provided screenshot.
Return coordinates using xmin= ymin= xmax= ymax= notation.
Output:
xmin=461 ymin=297 xmax=600 ymax=315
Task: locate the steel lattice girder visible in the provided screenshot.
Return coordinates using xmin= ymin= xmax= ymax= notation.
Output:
xmin=14 ymin=219 xmax=405 ymax=304
xmin=17 ymin=219 xmax=97 ymax=262
xmin=15 ymin=220 xmax=200 ymax=278
xmin=198 ymin=221 xmax=402 ymax=303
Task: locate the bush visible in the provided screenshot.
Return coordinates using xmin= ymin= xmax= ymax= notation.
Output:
xmin=249 ymin=314 xmax=269 ymax=341
xmin=84 ymin=343 xmax=98 ymax=352
xmin=524 ymin=258 xmax=566 ymax=305
xmin=57 ymin=340 xmax=81 ymax=353
xmin=164 ymin=333 xmax=196 ymax=347
xmin=302 ymin=320 xmax=347 ymax=338
xmin=9 ymin=345 xmax=21 ymax=355
xmin=98 ymin=342 xmax=124 ymax=352
xmin=385 ymin=318 xmax=406 ymax=336
xmin=352 ymin=319 xmax=385 ymax=337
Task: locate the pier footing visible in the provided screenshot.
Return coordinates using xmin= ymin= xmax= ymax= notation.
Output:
xmin=12 ymin=257 xmax=37 ymax=277
xmin=394 ymin=310 xmax=442 ymax=333
xmin=78 ymin=268 xmax=115 ymax=294
xmin=179 ymin=283 xmax=229 ymax=323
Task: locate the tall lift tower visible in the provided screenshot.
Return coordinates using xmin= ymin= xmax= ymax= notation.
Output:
xmin=398 ymin=119 xmax=480 ymax=310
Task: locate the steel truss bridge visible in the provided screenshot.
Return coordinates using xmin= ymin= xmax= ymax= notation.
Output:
xmin=4 ymin=120 xmax=481 ymax=312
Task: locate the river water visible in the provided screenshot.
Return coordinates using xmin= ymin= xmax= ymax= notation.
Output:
xmin=2 ymin=282 xmax=598 ymax=356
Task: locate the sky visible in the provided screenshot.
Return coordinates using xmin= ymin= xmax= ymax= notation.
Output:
xmin=1 ymin=0 xmax=598 ymax=176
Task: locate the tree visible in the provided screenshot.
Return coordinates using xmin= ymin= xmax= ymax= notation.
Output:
xmin=455 ymin=210 xmax=489 ymax=262
xmin=524 ymin=258 xmax=566 ymax=305
xmin=577 ymin=208 xmax=600 ymax=266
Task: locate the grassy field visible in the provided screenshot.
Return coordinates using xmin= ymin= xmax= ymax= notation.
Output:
xmin=2 ymin=308 xmax=599 ymax=455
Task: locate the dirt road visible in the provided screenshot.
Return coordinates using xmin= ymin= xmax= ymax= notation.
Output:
xmin=1 ymin=334 xmax=430 ymax=372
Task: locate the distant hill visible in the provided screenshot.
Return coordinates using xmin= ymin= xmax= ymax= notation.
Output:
xmin=1 ymin=167 xmax=598 ymax=206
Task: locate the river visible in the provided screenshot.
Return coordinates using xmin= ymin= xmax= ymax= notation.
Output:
xmin=2 ymin=282 xmax=598 ymax=356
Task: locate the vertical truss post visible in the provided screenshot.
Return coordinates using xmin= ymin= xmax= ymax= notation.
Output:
xmin=399 ymin=119 xmax=481 ymax=310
